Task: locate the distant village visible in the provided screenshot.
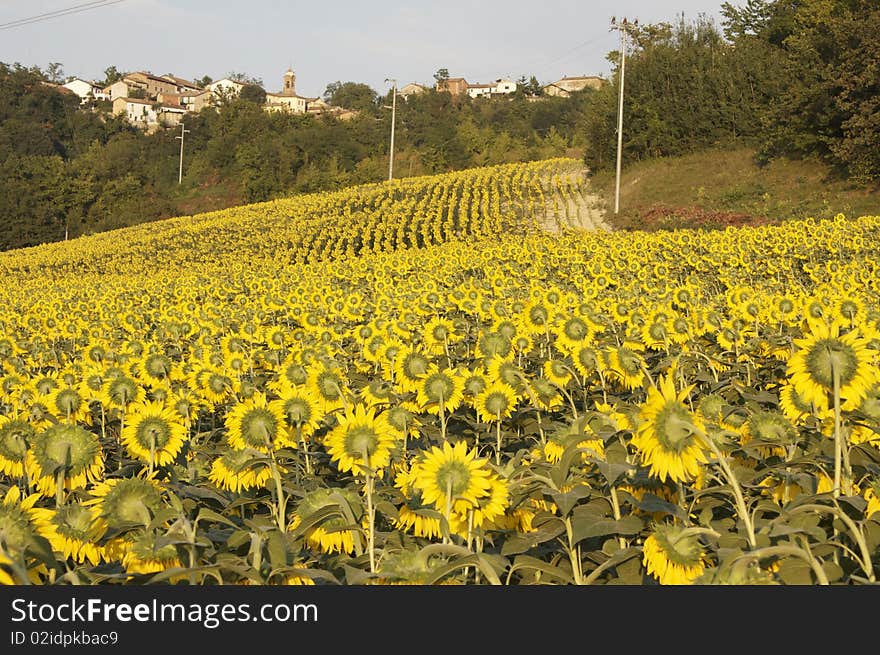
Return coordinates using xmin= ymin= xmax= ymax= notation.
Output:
xmin=47 ymin=66 xmax=606 ymax=131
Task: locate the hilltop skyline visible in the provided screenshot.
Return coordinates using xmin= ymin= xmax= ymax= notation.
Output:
xmin=1 ymin=0 xmax=727 ymax=97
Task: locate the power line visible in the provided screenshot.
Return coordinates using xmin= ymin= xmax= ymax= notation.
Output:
xmin=465 ymin=29 xmax=611 ymax=82
xmin=0 ymin=0 xmax=128 ymax=31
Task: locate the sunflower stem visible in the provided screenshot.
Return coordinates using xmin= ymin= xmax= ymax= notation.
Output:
xmin=297 ymin=424 xmax=311 ymax=475
xmin=705 ymin=433 xmax=756 ymax=549
xmin=494 ymin=416 xmax=502 ymax=466
xmin=361 ymin=446 xmax=376 ymax=574
xmin=148 ymin=431 xmax=156 ymax=477
xmin=443 ymin=477 xmax=453 ymax=545
xmin=267 ymin=445 xmax=286 ymax=532
xmin=117 ymin=410 xmax=125 ymax=471
xmin=564 ymin=516 xmax=584 ymax=584
xmin=832 ymin=361 xmax=843 ymax=498
xmin=609 ymin=486 xmax=626 ymax=550
xmin=438 ymin=391 xmax=447 ymax=443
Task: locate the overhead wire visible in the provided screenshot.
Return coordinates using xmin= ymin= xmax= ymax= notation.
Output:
xmin=0 ymin=0 xmax=128 ymax=30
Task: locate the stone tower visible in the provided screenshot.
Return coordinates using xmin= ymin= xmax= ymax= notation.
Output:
xmin=283 ymin=68 xmax=296 ymax=96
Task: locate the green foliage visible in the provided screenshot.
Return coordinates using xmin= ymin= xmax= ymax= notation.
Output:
xmin=323 ymin=81 xmax=379 ymax=114
xmin=239 ymin=83 xmax=267 ymax=105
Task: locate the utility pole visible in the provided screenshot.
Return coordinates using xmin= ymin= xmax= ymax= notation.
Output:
xmin=176 ymin=121 xmax=191 ymax=185
xmin=611 ymin=17 xmax=635 ymax=215
xmin=385 ymin=78 xmax=397 ymax=181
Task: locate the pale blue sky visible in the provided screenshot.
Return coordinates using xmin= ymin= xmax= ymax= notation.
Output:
xmin=0 ymin=0 xmax=729 ymax=97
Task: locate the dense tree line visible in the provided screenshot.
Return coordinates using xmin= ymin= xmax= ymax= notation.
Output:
xmin=583 ymin=0 xmax=880 ymax=184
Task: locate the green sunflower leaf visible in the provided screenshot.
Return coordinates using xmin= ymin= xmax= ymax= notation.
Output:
xmin=570 ymin=515 xmax=643 ymax=545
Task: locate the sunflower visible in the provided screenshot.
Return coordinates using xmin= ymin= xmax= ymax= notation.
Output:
xmin=115 ymin=530 xmax=183 ymax=577
xmin=208 ymin=448 xmax=273 ymax=493
xmin=121 ymin=400 xmax=188 ymax=467
xmin=522 ymin=298 xmax=551 ymax=335
xmin=99 ymin=375 xmax=145 ymax=411
xmin=304 ymin=364 xmax=349 ymax=414
xmin=324 ymin=404 xmax=397 ymax=476
xmin=289 ymin=487 xmax=363 ymax=555
xmin=474 ymin=381 xmax=518 ymax=424
xmin=602 ymin=342 xmax=647 ymax=392
xmin=778 ymin=381 xmax=828 ymax=423
xmin=85 ymin=477 xmax=165 ymax=532
xmin=570 ymin=342 xmax=599 ymax=380
xmin=788 ymin=321 xmax=877 ymax=407
xmin=30 ymin=503 xmax=106 ymax=566
xmin=197 ymin=368 xmax=235 ymax=406
xmin=485 ymin=357 xmax=525 ymax=392
xmin=139 ymin=352 xmax=173 ymax=387
xmin=385 ymin=405 xmax=420 ymax=440
xmin=416 ymin=366 xmax=465 ymax=416
xmin=476 ymin=331 xmax=513 ymax=360
xmin=643 ymin=523 xmax=709 ymax=585
xmin=740 ymin=410 xmax=796 ymax=459
xmin=268 ymin=388 xmax=322 ymax=438
xmin=28 ymin=423 xmax=104 ymax=497
xmin=423 ymin=316 xmax=456 ymax=355
xmin=40 ymin=386 xmax=91 ymax=423
xmin=410 ymin=440 xmax=496 ymax=517
xmin=0 ymin=415 xmax=34 ymax=478
xmin=0 ymin=486 xmax=40 ymax=558
xmin=554 ymin=315 xmax=596 ymax=353
xmin=360 ymin=378 xmax=396 ymax=408
xmin=393 ymin=347 xmax=432 ymax=393
xmin=465 ymin=474 xmax=509 ymax=530
xmin=543 ymin=358 xmax=573 ymax=389
xmin=863 ymin=483 xmax=880 ymax=518
xmin=225 ymin=392 xmax=289 ymax=452
xmin=632 ymin=373 xmax=708 ymax=484
xmin=168 ymin=387 xmax=206 ymax=429
xmin=529 ymin=377 xmax=564 ymax=412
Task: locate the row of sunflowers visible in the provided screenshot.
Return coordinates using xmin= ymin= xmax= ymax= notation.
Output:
xmin=1 ymin=158 xmax=879 ymax=584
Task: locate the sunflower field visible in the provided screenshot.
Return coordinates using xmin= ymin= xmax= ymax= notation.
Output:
xmin=1 ymin=157 xmax=879 ymax=586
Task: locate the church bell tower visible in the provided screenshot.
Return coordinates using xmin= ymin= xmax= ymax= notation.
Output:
xmin=283 ymin=68 xmax=296 ymax=96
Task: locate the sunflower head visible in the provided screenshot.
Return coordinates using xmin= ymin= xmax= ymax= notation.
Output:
xmin=474 ymin=381 xmax=518 ymax=423
xmin=325 ymin=404 xmax=397 ymax=476
xmin=0 ymin=415 xmax=34 ymax=478
xmin=29 ymin=423 xmax=104 ymax=496
xmin=209 ymin=448 xmax=272 ymax=493
xmin=632 ymin=374 xmax=708 ymax=484
xmin=225 ymin=393 xmax=288 ymax=452
xmin=122 ymin=400 xmax=188 ymax=467
xmin=86 ymin=477 xmax=165 ymax=531
xmin=643 ymin=523 xmax=708 ymax=585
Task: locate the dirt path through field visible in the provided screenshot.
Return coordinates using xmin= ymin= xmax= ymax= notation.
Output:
xmin=536 ymin=165 xmax=612 ymax=233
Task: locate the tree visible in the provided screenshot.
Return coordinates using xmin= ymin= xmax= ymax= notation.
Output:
xmin=45 ymin=62 xmax=64 ymax=83
xmin=228 ymin=72 xmax=263 ymax=86
xmin=195 ymin=75 xmax=213 ymax=88
xmin=240 ymin=83 xmax=267 ymax=105
xmin=103 ymin=66 xmax=123 ymax=85
xmin=433 ymin=68 xmax=450 ymax=83
xmin=323 ymin=81 xmax=379 ymax=113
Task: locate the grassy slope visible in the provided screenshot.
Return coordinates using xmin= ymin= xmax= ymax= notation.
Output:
xmin=588 ymin=146 xmax=880 ymax=230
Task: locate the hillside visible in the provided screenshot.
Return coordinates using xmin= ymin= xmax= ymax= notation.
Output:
xmin=1 ymin=158 xmax=879 ymax=587
xmin=590 ymin=146 xmax=880 ymax=231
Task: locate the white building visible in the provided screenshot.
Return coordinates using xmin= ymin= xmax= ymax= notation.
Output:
xmin=207 ymin=78 xmax=245 ymax=101
xmin=466 ymin=79 xmax=517 ymax=99
xmin=104 ymin=79 xmax=133 ymax=101
xmin=62 ymin=77 xmax=108 ymax=103
xmin=113 ymin=97 xmax=158 ymax=126
xmin=398 ymin=82 xmax=428 ymax=100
